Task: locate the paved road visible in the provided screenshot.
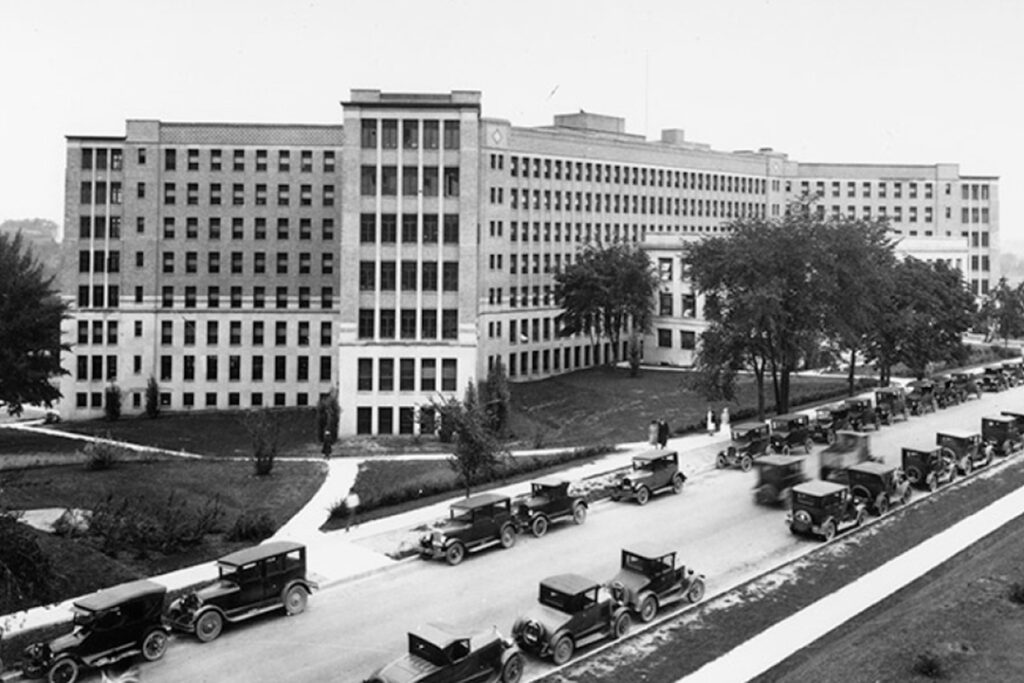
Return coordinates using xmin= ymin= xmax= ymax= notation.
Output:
xmin=137 ymin=387 xmax=1024 ymax=683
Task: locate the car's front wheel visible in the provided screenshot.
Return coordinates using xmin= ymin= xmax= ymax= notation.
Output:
xmin=500 ymin=524 xmax=517 ymax=549
xmin=551 ymin=635 xmax=574 ymax=665
xmin=501 ymin=651 xmax=524 ymax=683
xmin=196 ymin=610 xmax=224 ymax=643
xmin=821 ymin=519 xmax=837 ymax=541
xmin=613 ymin=612 xmax=631 ymax=638
xmin=635 ymin=486 xmax=651 ymax=506
xmin=531 ymin=515 xmax=549 ymax=538
xmin=141 ymin=628 xmax=169 ymax=661
xmin=283 ymin=585 xmax=308 ymax=616
xmin=687 ymin=579 xmax=706 ymax=603
xmin=716 ymin=453 xmax=728 ymax=469
xmin=671 ymin=474 xmax=684 ymax=494
xmin=445 ymin=542 xmax=466 ymax=566
xmin=875 ymin=494 xmax=889 ymax=516
xmin=639 ymin=594 xmax=658 ymax=622
xmin=47 ymin=658 xmax=79 ymax=683
xmin=572 ymin=503 xmax=587 ymax=525
xmin=740 ymin=455 xmax=753 ymax=472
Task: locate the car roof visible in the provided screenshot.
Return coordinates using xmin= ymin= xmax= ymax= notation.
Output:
xmin=793 ymin=480 xmax=847 ymax=496
xmin=450 ymin=492 xmax=510 ymax=509
xmin=624 ymin=543 xmax=676 ymax=560
xmin=733 ymin=421 xmax=767 ymax=430
xmin=541 ymin=573 xmax=599 ymax=595
xmin=771 ymin=412 xmax=805 ymax=421
xmin=409 ymin=622 xmax=483 ymax=648
xmin=634 ymin=449 xmax=677 ymax=461
xmin=531 ymin=476 xmax=569 ymax=487
xmin=757 ymin=454 xmax=805 ymax=466
xmin=74 ymin=579 xmax=165 ymax=612
xmin=984 ymin=415 xmax=1015 ymax=424
xmin=218 ymin=540 xmax=305 ymax=567
xmin=848 ymin=461 xmax=896 ymax=475
xmin=937 ymin=429 xmax=980 ymax=439
xmin=903 ymin=445 xmax=940 ymax=454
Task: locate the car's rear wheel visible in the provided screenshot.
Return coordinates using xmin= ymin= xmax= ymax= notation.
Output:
xmin=47 ymin=657 xmax=79 ymax=683
xmin=875 ymin=494 xmax=890 ymax=515
xmin=531 ymin=515 xmax=549 ymax=538
xmin=613 ymin=612 xmax=631 ymax=638
xmin=739 ymin=455 xmax=752 ymax=472
xmin=821 ymin=520 xmax=837 ymax=541
xmin=445 ymin=542 xmax=466 ymax=566
xmin=552 ymin=636 xmax=574 ymax=665
xmin=804 ymin=438 xmax=814 ymax=454
xmin=501 ymin=652 xmax=524 ymax=683
xmin=141 ymin=628 xmax=169 ymax=661
xmin=283 ymin=585 xmax=308 ymax=615
xmin=500 ymin=525 xmax=517 ymax=549
xmin=639 ymin=594 xmax=658 ymax=622
xmin=671 ymin=473 xmax=684 ymax=494
xmin=636 ymin=486 xmax=651 ymax=506
xmin=195 ymin=610 xmax=224 ymax=643
xmin=687 ymin=579 xmax=706 ymax=603
xmin=963 ymin=457 xmax=974 ymax=476
xmin=572 ymin=503 xmax=587 ymax=525
xmin=756 ymin=484 xmax=777 ymax=505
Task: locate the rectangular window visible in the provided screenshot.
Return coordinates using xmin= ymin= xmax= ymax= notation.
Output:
xmin=441 ymin=359 xmax=457 ymax=391
xmin=379 ymin=358 xmax=394 ymax=390
xmin=321 ymin=321 xmax=331 ymax=346
xmin=358 ymin=358 xmax=373 ymax=391
xmin=658 ymin=329 xmax=672 ymax=347
xmin=442 ymin=262 xmax=459 ymax=290
xmin=421 ymin=359 xmax=436 ymax=391
xmin=443 ymin=120 xmax=460 ymax=149
xmin=400 ymin=359 xmax=415 ymax=391
xmin=400 ymin=309 xmax=417 ymax=339
xmin=382 ymin=119 xmax=398 ymax=149
xmin=421 ymin=309 xmax=437 ymax=339
xmin=380 ymin=309 xmax=396 ymax=338
xmin=442 ymin=309 xmax=458 ymax=339
xmin=361 ymin=166 xmax=376 ymax=195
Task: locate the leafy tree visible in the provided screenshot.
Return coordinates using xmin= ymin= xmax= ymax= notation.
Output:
xmin=240 ymin=409 xmax=281 ymax=476
xmin=0 ymin=231 xmax=69 ymax=416
xmin=432 ymin=382 xmax=505 ymax=497
xmin=554 ymin=242 xmax=658 ymax=364
xmin=976 ymin=278 xmax=1024 ymax=346
xmin=627 ymin=332 xmax=643 ymax=377
xmin=316 ymin=387 xmax=341 ymax=445
xmin=480 ymin=359 xmax=511 ymax=438
xmin=104 ymin=384 xmax=122 ymax=421
xmin=144 ymin=376 xmax=160 ymax=418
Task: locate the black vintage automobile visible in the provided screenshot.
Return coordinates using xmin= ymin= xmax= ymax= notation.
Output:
xmin=981 ymin=366 xmax=1009 ymax=392
xmin=874 ymin=387 xmax=909 ymax=424
xmin=982 ymin=415 xmax=1022 ymax=457
xmin=364 ymin=623 xmax=524 ymax=683
xmin=932 ymin=374 xmax=964 ymax=408
xmin=902 ymin=446 xmax=957 ymax=491
xmin=607 ymin=545 xmax=705 ymax=623
xmin=418 ymin=494 xmax=518 ymax=565
xmin=787 ymin=480 xmax=866 ymax=541
xmin=809 ymin=403 xmax=850 ymax=444
xmin=768 ymin=413 xmax=814 ymax=455
xmin=951 ymin=371 xmax=983 ymax=400
xmin=611 ymin=450 xmax=686 ymax=505
xmin=716 ymin=422 xmax=771 ymax=471
xmin=844 ymin=397 xmax=880 ymax=431
xmin=513 ymin=477 xmax=588 ymax=537
xmin=847 ymin=461 xmax=912 ymax=515
xmin=1002 ymin=360 xmax=1024 ymax=385
xmin=906 ymin=379 xmax=938 ymax=415
xmin=753 ymin=454 xmax=808 ymax=506
xmin=167 ymin=541 xmax=318 ymax=641
xmin=936 ymin=429 xmax=992 ymax=475
xmin=22 ymin=580 xmax=170 ymax=683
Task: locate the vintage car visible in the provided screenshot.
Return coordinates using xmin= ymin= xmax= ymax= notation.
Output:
xmin=847 ymin=461 xmax=911 ymax=515
xmin=513 ymin=477 xmax=588 ymax=537
xmin=610 ymin=450 xmax=685 ymax=505
xmin=843 ymin=397 xmax=880 ymax=431
xmin=1002 ymin=410 xmax=1024 ymax=431
xmin=607 ymin=545 xmax=706 ymax=623
xmin=418 ymin=494 xmax=518 ymax=565
xmin=715 ymin=422 xmax=770 ymax=471
xmin=512 ymin=574 xmax=631 ymax=665
xmin=902 ymin=446 xmax=957 ymax=491
xmin=1002 ymin=360 xmax=1024 ymax=384
xmin=932 ymin=374 xmax=964 ymax=408
xmin=936 ymin=429 xmax=992 ymax=475
xmin=166 ymin=541 xmax=317 ymax=642
xmin=787 ymin=480 xmax=866 ymax=541
xmin=768 ymin=413 xmax=814 ymax=455
xmin=819 ymin=431 xmax=878 ymax=484
xmin=981 ymin=366 xmax=1009 ymax=392
xmin=21 ymin=580 xmax=169 ymax=683
xmin=874 ymin=387 xmax=909 ymax=425
xmin=982 ymin=415 xmax=1022 ymax=457
xmin=809 ymin=403 xmax=850 ymax=444
xmin=951 ymin=371 xmax=983 ymax=400
xmin=753 ymin=454 xmax=808 ymax=506
xmin=363 ymin=623 xmax=523 ymax=683
xmin=906 ymin=379 xmax=938 ymax=415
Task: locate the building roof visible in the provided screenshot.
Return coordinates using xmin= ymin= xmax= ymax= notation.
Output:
xmin=217 ymin=540 xmax=305 ymax=567
xmin=74 ymin=579 xmax=165 ymax=612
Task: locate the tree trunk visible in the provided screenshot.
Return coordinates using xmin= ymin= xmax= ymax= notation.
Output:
xmin=847 ymin=348 xmax=857 ymax=396
xmin=779 ymin=369 xmax=791 ymax=414
xmin=753 ymin=357 xmax=766 ymax=421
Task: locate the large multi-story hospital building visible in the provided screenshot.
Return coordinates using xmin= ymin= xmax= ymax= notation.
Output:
xmin=59 ymin=90 xmax=999 ymax=433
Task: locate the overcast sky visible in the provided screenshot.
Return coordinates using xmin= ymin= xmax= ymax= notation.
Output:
xmin=2 ymin=0 xmax=1021 ymax=250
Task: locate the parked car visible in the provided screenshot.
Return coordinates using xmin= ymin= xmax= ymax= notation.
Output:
xmin=166 ymin=541 xmax=317 ymax=642
xmin=809 ymin=403 xmax=850 ymax=444
xmin=753 ymin=454 xmax=808 ymax=506
xmin=363 ymin=623 xmax=523 ymax=683
xmin=819 ymin=431 xmax=878 ymax=484
xmin=981 ymin=367 xmax=1009 ymax=392
xmin=768 ymin=413 xmax=814 ymax=454
xmin=512 ymin=574 xmax=631 ymax=665
xmin=847 ymin=461 xmax=911 ymax=515
xmin=715 ymin=422 xmax=770 ymax=471
xmin=906 ymin=379 xmax=938 ymax=415
xmin=951 ymin=371 xmax=983 ymax=400
xmin=418 ymin=494 xmax=518 ymax=565
xmin=874 ymin=387 xmax=909 ymax=425
xmin=607 ymin=545 xmax=706 ymax=623
xmin=610 ymin=450 xmax=685 ymax=505
xmin=1001 ymin=410 xmax=1024 ymax=431
xmin=1002 ymin=360 xmax=1024 ymax=385
xmin=932 ymin=374 xmax=964 ymax=408
xmin=902 ymin=446 xmax=957 ymax=492
xmin=982 ymin=415 xmax=1022 ymax=457
xmin=844 ymin=397 xmax=880 ymax=431
xmin=787 ymin=480 xmax=866 ymax=541
xmin=512 ymin=477 xmax=588 ymax=538
xmin=22 ymin=580 xmax=170 ymax=683
xmin=936 ymin=429 xmax=992 ymax=475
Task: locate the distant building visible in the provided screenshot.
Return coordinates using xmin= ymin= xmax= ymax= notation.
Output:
xmin=60 ymin=90 xmax=998 ymax=432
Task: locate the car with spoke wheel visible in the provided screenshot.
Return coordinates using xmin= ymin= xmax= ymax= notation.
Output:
xmin=787 ymin=480 xmax=866 ymax=541
xmin=937 ymin=429 xmax=991 ymax=476
xmin=607 ymin=545 xmax=706 ymax=623
xmin=982 ymin=415 xmax=1022 ymax=457
xmin=21 ymin=580 xmax=170 ymax=683
xmin=902 ymin=446 xmax=957 ymax=491
xmin=419 ymin=494 xmax=518 ymax=565
xmin=363 ymin=623 xmax=523 ymax=683
xmin=768 ymin=413 xmax=814 ymax=455
xmin=847 ymin=461 xmax=912 ymax=515
xmin=512 ymin=477 xmax=588 ymax=538
xmin=716 ymin=422 xmax=770 ymax=471
xmin=166 ymin=541 xmax=317 ymax=642
xmin=874 ymin=387 xmax=909 ymax=424
xmin=610 ymin=450 xmax=686 ymax=505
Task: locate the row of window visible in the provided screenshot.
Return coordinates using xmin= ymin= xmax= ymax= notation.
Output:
xmin=76 ymin=353 xmax=333 ymax=384
xmin=503 ymin=188 xmax=766 ymax=222
xmin=356 ymin=358 xmax=458 ymax=392
xmin=503 ymin=341 xmax=621 ymax=378
xmin=149 ymin=250 xmax=334 ymax=276
xmin=75 ymin=284 xmax=336 ymax=310
xmin=358 ymin=260 xmax=458 ymax=292
xmin=157 ymin=216 xmax=336 ymax=241
xmin=151 ymin=182 xmax=335 ymax=207
xmin=657 ymin=329 xmax=698 ymax=350
xmin=155 ymin=319 xmax=332 ymax=347
xmin=160 ymin=148 xmax=337 ymax=174
xmin=76 ymin=390 xmax=323 ymax=411
xmin=796 ymin=179 xmax=992 ymax=202
xmin=356 ymin=308 xmax=458 ymax=340
xmin=79 ymin=148 xmax=123 ymax=171
xmin=360 ymin=165 xmax=460 ymax=197
xmin=355 ymin=406 xmax=434 ymax=435
xmin=358 ymin=213 xmax=459 ymax=244
xmin=360 ymin=119 xmax=460 ymax=151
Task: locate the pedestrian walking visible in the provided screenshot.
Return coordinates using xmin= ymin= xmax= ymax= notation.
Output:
xmin=657 ymin=419 xmax=669 ymax=449
xmin=720 ymin=407 xmax=731 ymax=433
xmin=344 ymin=491 xmax=361 ymax=532
xmin=322 ymin=429 xmax=332 ymax=459
xmin=648 ymin=419 xmax=659 ymax=445
xmin=706 ymin=407 xmax=715 ymax=435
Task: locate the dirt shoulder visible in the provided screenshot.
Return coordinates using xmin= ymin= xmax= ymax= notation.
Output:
xmin=537 ymin=457 xmax=1024 ymax=683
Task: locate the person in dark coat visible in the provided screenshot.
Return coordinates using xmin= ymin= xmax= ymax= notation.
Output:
xmin=657 ymin=419 xmax=669 ymax=449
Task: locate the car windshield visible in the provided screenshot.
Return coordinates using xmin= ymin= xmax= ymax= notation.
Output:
xmin=71 ymin=606 xmax=95 ymax=628
xmin=770 ymin=420 xmax=788 ymax=431
xmin=449 ymin=508 xmax=473 ymax=523
xmin=732 ymin=429 xmax=752 ymax=441
xmin=408 ymin=633 xmax=449 ymax=666
xmin=532 ymin=484 xmax=554 ymax=496
xmin=633 ymin=459 xmax=654 ymax=472
xmin=816 ymin=409 xmax=831 ymax=419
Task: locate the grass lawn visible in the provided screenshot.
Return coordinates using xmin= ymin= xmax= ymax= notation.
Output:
xmin=0 ymin=429 xmax=84 ymax=457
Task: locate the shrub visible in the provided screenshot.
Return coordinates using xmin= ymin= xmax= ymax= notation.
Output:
xmin=144 ymin=376 xmax=160 ymax=419
xmin=240 ymin=409 xmax=281 ymax=476
xmin=328 ymin=497 xmax=350 ymax=520
xmin=104 ymin=385 xmax=122 ymax=421
xmin=82 ymin=438 xmax=125 ymax=471
xmin=51 ymin=508 xmax=89 ymax=538
xmin=911 ymin=650 xmax=947 ymax=679
xmin=1008 ymin=581 xmax=1024 ymax=604
xmin=225 ymin=511 xmax=276 ymax=542
xmin=84 ymin=492 xmax=224 ymax=557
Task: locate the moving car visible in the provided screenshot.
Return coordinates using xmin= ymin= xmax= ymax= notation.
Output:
xmin=716 ymin=422 xmax=770 ymax=471
xmin=513 ymin=477 xmax=588 ymax=537
xmin=362 ymin=623 xmax=523 ymax=683
xmin=607 ymin=545 xmax=705 ymax=623
xmin=22 ymin=580 xmax=170 ymax=683
xmin=418 ymin=494 xmax=518 ymax=566
xmin=753 ymin=454 xmax=808 ymax=506
xmin=166 ymin=541 xmax=317 ymax=642
xmin=512 ymin=574 xmax=631 ymax=665
xmin=610 ymin=450 xmax=685 ymax=505
xmin=819 ymin=431 xmax=878 ymax=484
xmin=847 ymin=461 xmax=911 ymax=515
xmin=787 ymin=480 xmax=866 ymax=541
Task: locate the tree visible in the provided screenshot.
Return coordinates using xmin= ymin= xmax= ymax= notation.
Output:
xmin=240 ymin=409 xmax=281 ymax=476
xmin=144 ymin=376 xmax=160 ymax=418
xmin=104 ymin=384 xmax=122 ymax=421
xmin=0 ymin=231 xmax=69 ymax=416
xmin=480 ymin=359 xmax=512 ymax=438
xmin=432 ymin=382 xmax=505 ymax=497
xmin=316 ymin=387 xmax=341 ymax=445
xmin=976 ymin=278 xmax=1024 ymax=346
xmin=554 ymin=242 xmax=659 ymax=365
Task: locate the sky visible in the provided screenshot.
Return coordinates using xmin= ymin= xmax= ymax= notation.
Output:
xmin=1 ymin=0 xmax=1022 ymax=250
